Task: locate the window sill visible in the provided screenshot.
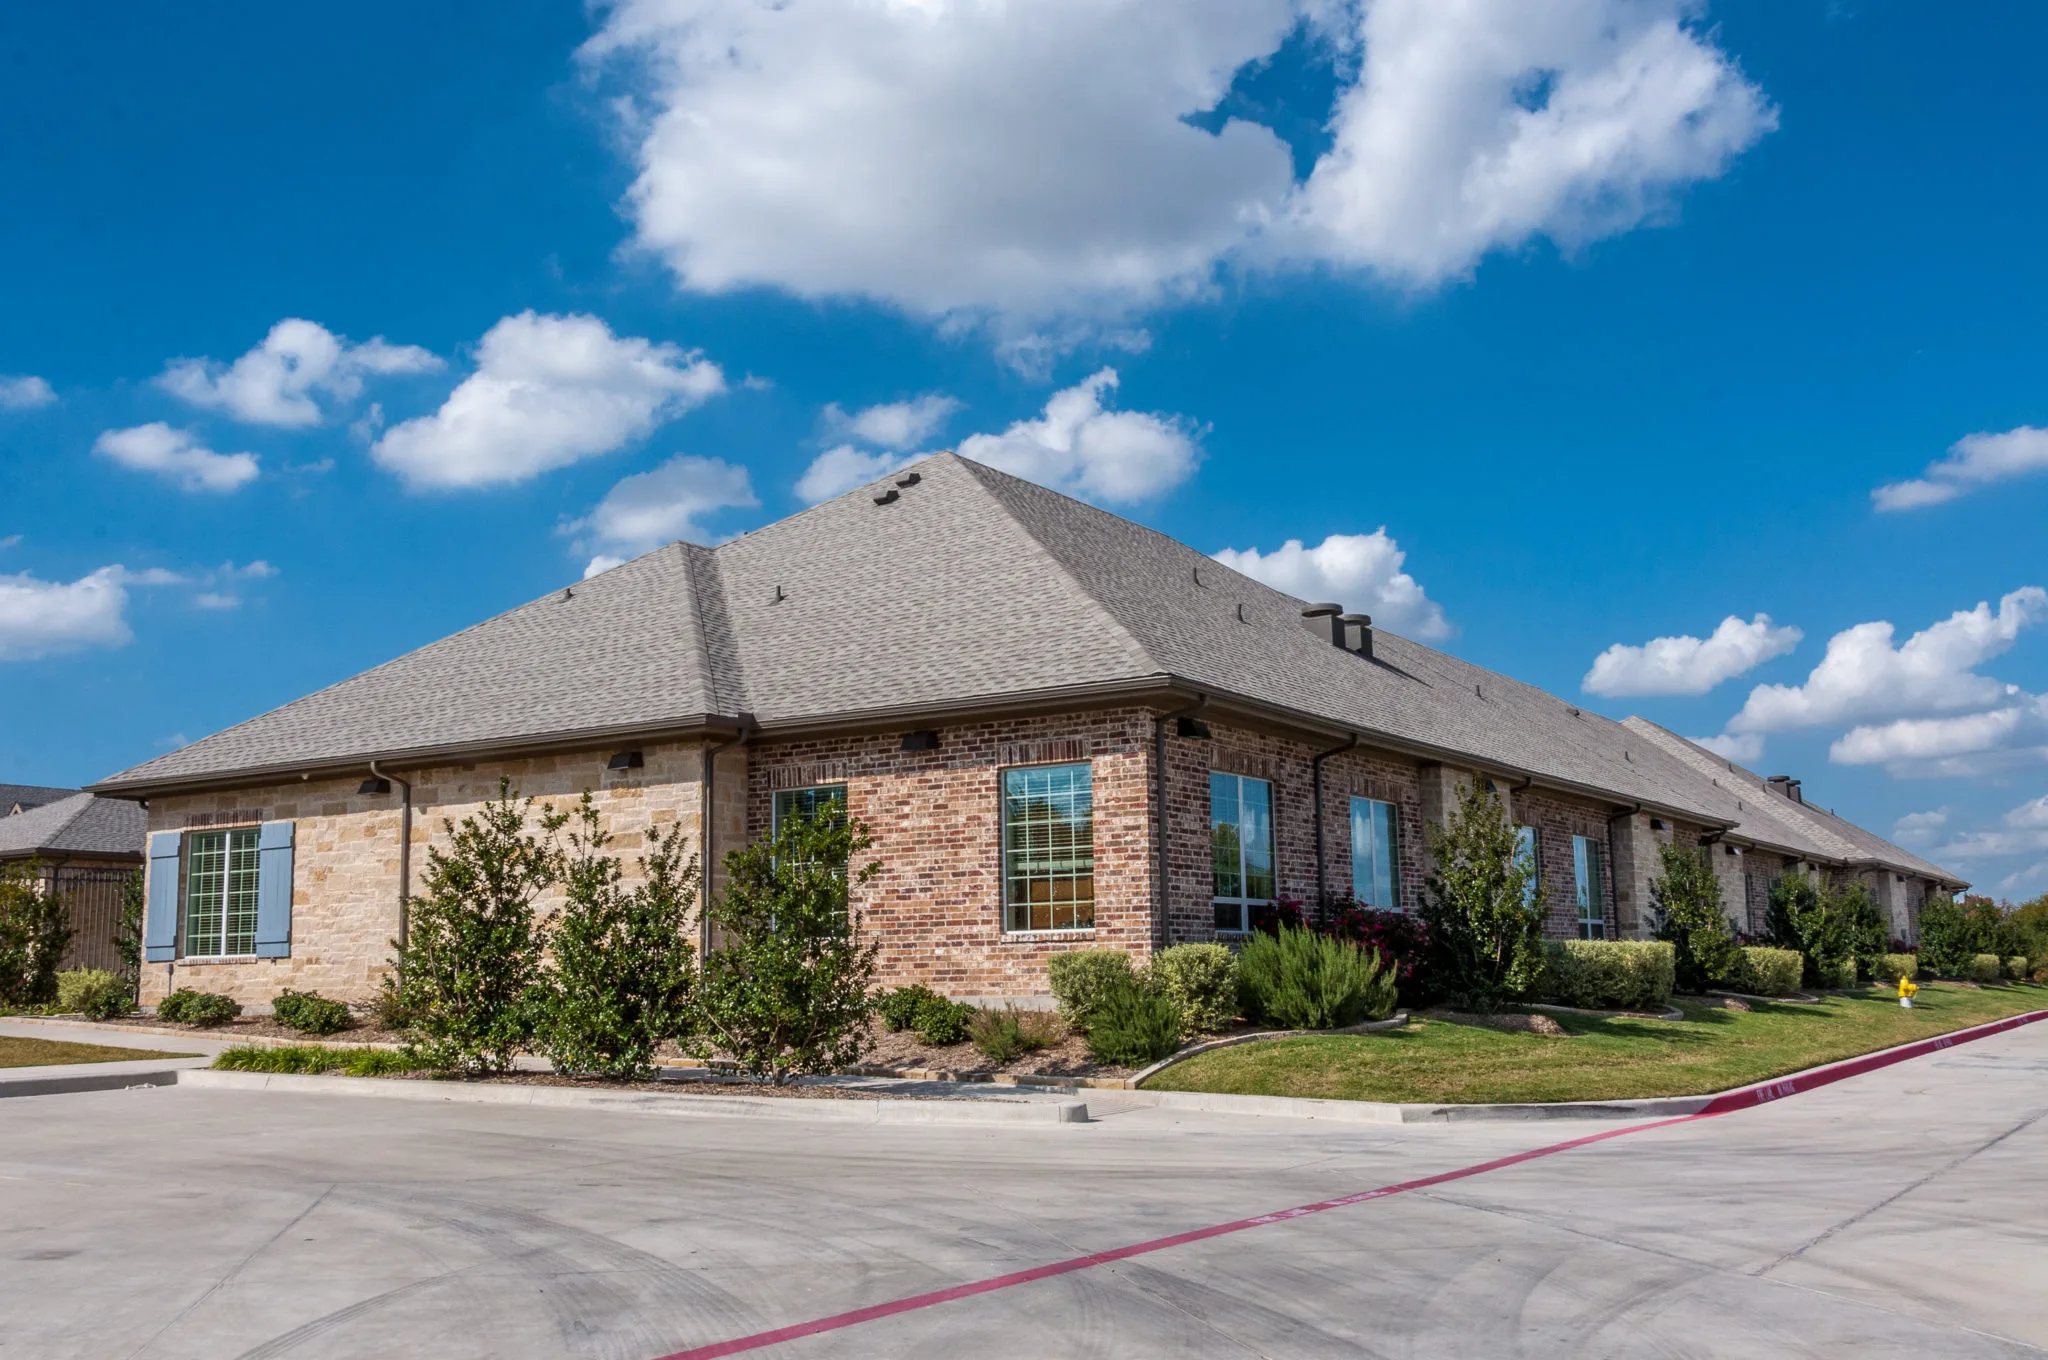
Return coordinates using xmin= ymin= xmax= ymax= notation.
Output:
xmin=174 ymin=955 xmax=266 ymax=965
xmin=1000 ymin=929 xmax=1096 ymax=943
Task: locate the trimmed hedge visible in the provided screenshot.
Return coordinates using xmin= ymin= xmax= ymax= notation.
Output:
xmin=157 ymin=988 xmax=241 ymax=1027
xmin=1047 ymin=950 xmax=1136 ymax=1030
xmin=55 ymin=968 xmax=133 ymax=1020
xmin=2005 ymin=955 xmax=2032 ymax=981
xmin=1083 ymin=981 xmax=1182 ymax=1067
xmin=1734 ymin=946 xmax=1804 ymax=998
xmin=1879 ymin=952 xmax=1918 ymax=983
xmin=1816 ymin=957 xmax=1858 ymax=991
xmin=1967 ymin=954 xmax=2003 ymax=984
xmin=1146 ymin=943 xmax=1237 ymax=1036
xmin=1237 ymin=926 xmax=1398 ymax=1030
xmin=213 ymin=1044 xmax=420 ymax=1077
xmin=1538 ymin=940 xmax=1675 ymax=1012
xmin=271 ymin=989 xmax=353 ymax=1035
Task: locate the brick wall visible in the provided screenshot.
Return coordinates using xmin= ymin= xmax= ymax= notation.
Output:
xmin=744 ymin=708 xmax=1157 ymax=1001
xmin=1514 ymin=788 xmax=1621 ymax=940
xmin=141 ymin=741 xmax=705 ymax=1008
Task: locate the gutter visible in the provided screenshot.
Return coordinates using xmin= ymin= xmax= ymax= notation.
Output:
xmin=1311 ymin=733 xmax=1359 ymax=917
xmin=368 ymin=761 xmax=413 ymax=946
xmin=1153 ymin=695 xmax=1209 ymax=952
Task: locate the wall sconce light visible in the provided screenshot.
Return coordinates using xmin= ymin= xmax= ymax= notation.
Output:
xmin=608 ymin=750 xmax=644 ymax=770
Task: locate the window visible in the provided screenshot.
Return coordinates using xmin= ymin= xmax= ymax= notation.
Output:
xmin=772 ymin=783 xmax=847 ymax=833
xmin=1514 ymin=825 xmax=1540 ymax=909
xmin=1211 ymin=772 xmax=1274 ymax=932
xmin=1572 ymin=834 xmax=1606 ymax=940
xmin=1003 ymin=763 xmax=1093 ymax=932
xmin=1349 ymin=797 xmax=1400 ymax=910
xmin=184 ymin=827 xmax=261 ymax=957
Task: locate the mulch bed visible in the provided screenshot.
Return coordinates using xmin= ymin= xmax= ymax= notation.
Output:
xmin=854 ymin=1024 xmax=1136 ymax=1080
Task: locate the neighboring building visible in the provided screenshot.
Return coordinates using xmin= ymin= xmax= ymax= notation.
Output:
xmin=0 ymin=785 xmax=148 ymax=973
xmin=91 ymin=453 xmax=1965 ymax=1008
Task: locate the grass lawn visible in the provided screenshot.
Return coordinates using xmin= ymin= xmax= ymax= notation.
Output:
xmin=1144 ymin=981 xmax=2048 ymax=1105
xmin=0 ymin=1036 xmax=190 ymax=1068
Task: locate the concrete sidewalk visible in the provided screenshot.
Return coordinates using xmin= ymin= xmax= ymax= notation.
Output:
xmin=0 ymin=1019 xmax=213 ymax=1098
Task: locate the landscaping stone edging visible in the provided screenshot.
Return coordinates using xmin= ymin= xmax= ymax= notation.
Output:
xmin=1703 ymin=989 xmax=1821 ymax=1005
xmin=1526 ymin=1002 xmax=1686 ymax=1022
xmin=178 ymin=1068 xmax=1090 ymax=1124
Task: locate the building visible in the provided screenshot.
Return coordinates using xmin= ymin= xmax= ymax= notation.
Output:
xmin=92 ymin=453 xmax=1964 ymax=1008
xmin=0 ymin=784 xmax=148 ymax=973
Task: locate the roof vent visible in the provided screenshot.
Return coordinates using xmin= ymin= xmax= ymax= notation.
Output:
xmin=873 ymin=488 xmax=900 ymax=506
xmin=895 ymin=471 xmax=921 ymax=487
xmin=1339 ymin=613 xmax=1374 ymax=660
xmin=1767 ymin=775 xmax=1804 ymax=803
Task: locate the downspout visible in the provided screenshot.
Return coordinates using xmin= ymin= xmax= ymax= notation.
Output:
xmin=1153 ymin=695 xmax=1208 ymax=952
xmin=700 ymin=723 xmax=752 ymax=958
xmin=369 ymin=761 xmax=412 ymax=946
xmin=1311 ymin=734 xmax=1359 ymax=922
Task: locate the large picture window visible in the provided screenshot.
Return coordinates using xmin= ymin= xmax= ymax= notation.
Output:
xmin=1211 ymin=772 xmax=1274 ymax=933
xmin=1003 ymin=763 xmax=1094 ymax=932
xmin=1349 ymin=797 xmax=1400 ymax=910
xmin=772 ymin=783 xmax=847 ymax=832
xmin=184 ymin=827 xmax=261 ymax=957
xmin=1572 ymin=834 xmax=1606 ymax=940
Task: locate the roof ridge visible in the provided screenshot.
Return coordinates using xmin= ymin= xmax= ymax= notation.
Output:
xmin=951 ymin=457 xmax=1168 ymax=680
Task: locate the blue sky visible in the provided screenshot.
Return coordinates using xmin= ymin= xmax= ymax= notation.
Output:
xmin=3 ymin=2 xmax=2044 ymax=895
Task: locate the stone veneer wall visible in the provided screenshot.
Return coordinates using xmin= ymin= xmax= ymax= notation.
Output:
xmin=744 ymin=708 xmax=1157 ymax=1001
xmin=140 ymin=740 xmax=706 ymax=1008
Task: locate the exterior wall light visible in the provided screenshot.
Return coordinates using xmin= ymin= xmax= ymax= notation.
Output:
xmin=901 ymin=730 xmax=940 ymax=751
xmin=608 ymin=750 xmax=645 ymax=770
xmin=358 ymin=778 xmax=391 ymax=795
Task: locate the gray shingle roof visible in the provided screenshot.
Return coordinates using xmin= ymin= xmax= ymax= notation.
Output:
xmin=1 ymin=783 xmax=77 ymax=816
xmin=0 ymin=791 xmax=147 ymax=861
xmin=94 ymin=452 xmax=1959 ymax=885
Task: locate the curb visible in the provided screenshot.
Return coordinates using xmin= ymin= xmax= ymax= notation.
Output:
xmin=176 ymin=1068 xmax=1090 ymax=1125
xmin=0 ymin=1055 xmax=213 ymax=1099
xmin=1128 ymin=1012 xmax=1412 ymax=1087
xmin=1122 ymin=1008 xmax=2048 ymax=1123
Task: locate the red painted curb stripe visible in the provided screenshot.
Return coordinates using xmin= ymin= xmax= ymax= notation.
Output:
xmin=653 ymin=1007 xmax=2048 ymax=1360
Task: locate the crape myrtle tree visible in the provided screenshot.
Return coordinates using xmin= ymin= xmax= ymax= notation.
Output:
xmin=695 ymin=798 xmax=881 ymax=1085
xmin=1649 ymin=842 xmax=1741 ymax=993
xmin=533 ymin=793 xmax=699 ymax=1080
xmin=1419 ymin=779 xmax=1544 ymax=1012
xmin=385 ymin=780 xmax=564 ymax=1075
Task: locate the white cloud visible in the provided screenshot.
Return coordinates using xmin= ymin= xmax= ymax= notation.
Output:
xmin=0 ymin=567 xmax=133 ymax=660
xmin=958 ymin=369 xmax=1200 ymax=502
xmin=1829 ymin=698 xmax=2048 ymax=777
xmin=1691 ymin=731 xmax=1763 ymax=764
xmin=1891 ymin=808 xmax=1952 ymax=848
xmin=1728 ymin=588 xmax=2048 ymax=734
xmin=0 ymin=375 xmax=56 ymax=410
xmin=223 ymin=560 xmax=278 ymax=580
xmin=1934 ymin=796 xmax=2048 ymax=866
xmin=193 ymin=593 xmax=241 ymax=610
xmin=570 ymin=454 xmax=758 ymax=577
xmin=1212 ymin=528 xmax=1451 ymax=641
xmin=158 ymin=318 xmax=440 ymax=427
xmin=796 ymin=445 xmax=921 ymax=505
xmin=93 ymin=423 xmax=260 ymax=493
xmin=824 ymin=394 xmax=961 ymax=450
xmin=372 ymin=312 xmax=725 ymax=489
xmin=585 ymin=0 xmax=1771 ymax=333
xmin=1582 ymin=613 xmax=1801 ymax=697
xmin=1873 ymin=426 xmax=2048 ymax=512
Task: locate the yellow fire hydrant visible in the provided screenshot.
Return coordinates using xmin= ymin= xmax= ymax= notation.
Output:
xmin=1898 ymin=976 xmax=1919 ymax=1009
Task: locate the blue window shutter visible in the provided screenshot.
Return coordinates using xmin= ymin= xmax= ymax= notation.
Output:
xmin=144 ymin=832 xmax=181 ymax=962
xmin=254 ymin=820 xmax=295 ymax=958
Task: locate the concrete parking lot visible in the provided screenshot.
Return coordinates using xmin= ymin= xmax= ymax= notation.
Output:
xmin=3 ymin=1022 xmax=2044 ymax=1360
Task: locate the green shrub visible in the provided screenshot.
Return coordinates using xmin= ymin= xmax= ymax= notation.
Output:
xmin=1146 ymin=943 xmax=1238 ymax=1036
xmin=0 ymin=862 xmax=73 ymax=1008
xmin=56 ymin=968 xmax=133 ymax=1019
xmin=213 ymin=1044 xmax=420 ymax=1077
xmin=532 ymin=795 xmax=699 ymax=1080
xmin=368 ymin=984 xmax=416 ymax=1033
xmin=1419 ymin=779 xmax=1544 ymax=1011
xmin=1538 ymin=940 xmax=1675 ymax=1011
xmin=1047 ymin=949 xmax=1137 ymax=1030
xmin=1237 ymin=925 xmax=1398 ymax=1030
xmin=694 ymin=800 xmax=881 ymax=1085
xmin=112 ymin=868 xmax=144 ymax=985
xmin=1766 ymin=875 xmax=1885 ymax=986
xmin=910 ymin=993 xmax=974 ymax=1046
xmin=1648 ymin=844 xmax=1741 ymax=992
xmin=1916 ymin=897 xmax=1981 ymax=977
xmin=1083 ymin=981 xmax=1183 ymax=1066
xmin=387 ymin=780 xmax=563 ymax=1075
xmin=271 ymin=989 xmax=353 ymax=1035
xmin=969 ymin=1006 xmax=1062 ymax=1064
xmin=1734 ymin=946 xmax=1804 ymax=997
xmin=1879 ymin=953 xmax=1918 ymax=984
xmin=2005 ymin=955 xmax=2031 ymax=980
xmin=157 ymin=988 xmax=242 ymax=1027
xmin=1816 ymin=957 xmax=1859 ymax=990
xmin=876 ymin=985 xmax=943 ymax=1032
xmin=1967 ymin=953 xmax=2003 ymax=984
